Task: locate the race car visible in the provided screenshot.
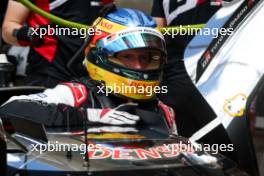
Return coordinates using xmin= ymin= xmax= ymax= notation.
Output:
xmin=0 ymin=0 xmax=263 ymax=175
xmin=0 ymin=87 xmax=249 ymax=176
xmin=184 ymin=0 xmax=264 ymax=175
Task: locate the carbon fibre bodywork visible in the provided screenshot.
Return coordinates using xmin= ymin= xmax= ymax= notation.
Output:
xmin=4 ymin=128 xmax=247 ymax=176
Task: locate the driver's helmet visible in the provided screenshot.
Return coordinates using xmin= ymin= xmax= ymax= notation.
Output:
xmin=84 ymin=8 xmax=167 ymax=100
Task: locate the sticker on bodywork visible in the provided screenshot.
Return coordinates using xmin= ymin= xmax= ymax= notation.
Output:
xmin=223 ymin=93 xmax=247 ymax=117
xmin=88 ymin=143 xmax=194 ymax=160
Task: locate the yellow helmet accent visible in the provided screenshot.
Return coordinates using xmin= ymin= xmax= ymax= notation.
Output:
xmin=84 ymin=60 xmax=160 ymax=100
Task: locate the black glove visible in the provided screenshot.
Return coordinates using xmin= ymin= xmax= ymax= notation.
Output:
xmin=12 ymin=26 xmax=44 ymax=47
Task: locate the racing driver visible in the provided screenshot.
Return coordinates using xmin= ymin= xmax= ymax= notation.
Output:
xmin=0 ymin=8 xmax=177 ymax=134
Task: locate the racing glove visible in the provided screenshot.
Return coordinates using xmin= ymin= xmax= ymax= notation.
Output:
xmin=87 ymin=103 xmax=139 ymax=125
xmin=12 ymin=26 xmax=44 ymax=47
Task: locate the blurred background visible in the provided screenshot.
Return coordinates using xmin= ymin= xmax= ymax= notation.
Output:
xmin=115 ymin=0 xmax=152 ymax=14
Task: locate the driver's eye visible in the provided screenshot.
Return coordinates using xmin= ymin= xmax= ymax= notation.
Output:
xmin=120 ymin=54 xmax=132 ymax=60
xmin=139 ymin=55 xmax=148 ymax=60
xmin=139 ymin=55 xmax=149 ymax=63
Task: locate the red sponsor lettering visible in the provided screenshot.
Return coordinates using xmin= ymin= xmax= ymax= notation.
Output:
xmin=87 ymin=144 xmax=193 ymax=160
xmin=134 ymin=148 xmax=162 ymax=159
xmin=89 ymin=148 xmax=111 ymax=159
xmin=100 ymin=21 xmax=113 ymax=30
xmin=163 ymin=150 xmax=179 ymax=158
xmin=155 ymin=145 xmax=179 ymax=158
xmin=112 ymin=149 xmax=134 ymax=160
xmin=155 ymin=146 xmax=171 ymax=153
